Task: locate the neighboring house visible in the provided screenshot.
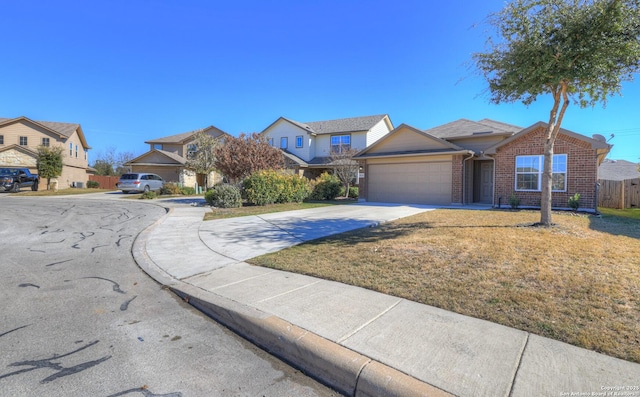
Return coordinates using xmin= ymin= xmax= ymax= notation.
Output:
xmin=355 ymin=119 xmax=611 ymax=210
xmin=125 ymin=125 xmax=229 ymax=188
xmin=598 ymin=159 xmax=640 ymax=181
xmin=260 ymin=114 xmax=394 ymax=179
xmin=0 ymin=116 xmax=91 ymax=189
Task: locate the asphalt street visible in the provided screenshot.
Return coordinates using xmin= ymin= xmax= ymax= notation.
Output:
xmin=0 ymin=196 xmax=340 ymax=397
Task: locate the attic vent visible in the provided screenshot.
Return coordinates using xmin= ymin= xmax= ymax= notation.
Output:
xmin=472 ymin=131 xmax=492 ymax=135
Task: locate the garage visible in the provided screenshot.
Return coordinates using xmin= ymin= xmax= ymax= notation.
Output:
xmin=367 ymin=162 xmax=452 ymax=205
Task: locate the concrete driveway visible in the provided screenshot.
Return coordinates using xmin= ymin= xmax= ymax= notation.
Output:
xmin=198 ymin=203 xmax=438 ymax=262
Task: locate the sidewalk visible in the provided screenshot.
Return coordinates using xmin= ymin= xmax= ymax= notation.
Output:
xmin=132 ymin=203 xmax=640 ymax=397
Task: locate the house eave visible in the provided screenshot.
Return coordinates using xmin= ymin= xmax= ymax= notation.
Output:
xmin=354 ymin=149 xmax=473 ymax=160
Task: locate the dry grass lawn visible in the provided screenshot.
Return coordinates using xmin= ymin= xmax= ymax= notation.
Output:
xmin=204 ymin=201 xmax=354 ymax=220
xmin=249 ymin=209 xmax=640 ymax=363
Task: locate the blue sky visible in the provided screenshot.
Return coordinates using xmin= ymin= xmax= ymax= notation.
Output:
xmin=2 ymin=0 xmax=638 ymax=163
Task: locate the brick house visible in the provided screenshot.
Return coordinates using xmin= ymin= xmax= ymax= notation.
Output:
xmin=355 ymin=119 xmax=611 ymax=210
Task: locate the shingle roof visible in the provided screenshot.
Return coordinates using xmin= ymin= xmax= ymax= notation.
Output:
xmin=0 ymin=117 xmax=80 ymax=138
xmin=598 ymin=159 xmax=640 ymax=181
xmin=425 ymin=118 xmax=520 ymax=139
xmin=146 ymin=125 xmax=227 ymax=144
xmin=285 ymin=114 xmax=388 ymax=135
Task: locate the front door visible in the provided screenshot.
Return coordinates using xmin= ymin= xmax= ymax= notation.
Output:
xmin=473 ymin=161 xmax=494 ymax=204
xmin=479 ymin=161 xmax=493 ymax=203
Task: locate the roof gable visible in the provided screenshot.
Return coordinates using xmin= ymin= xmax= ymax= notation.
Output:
xmin=0 ymin=116 xmax=90 ymax=149
xmin=425 ymin=118 xmax=520 ymax=140
xmin=126 ymin=149 xmax=186 ymax=165
xmin=261 ymin=115 xmax=390 ymax=136
xmin=146 ymin=125 xmax=229 ymax=145
xmin=304 ymin=114 xmax=389 ymax=135
xmin=484 ymin=121 xmax=612 ymax=155
xmin=355 ymin=124 xmax=468 ymax=158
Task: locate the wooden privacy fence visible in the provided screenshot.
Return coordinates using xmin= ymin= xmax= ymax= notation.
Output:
xmin=88 ymin=175 xmax=120 ymax=190
xmin=598 ymin=178 xmax=640 ymax=209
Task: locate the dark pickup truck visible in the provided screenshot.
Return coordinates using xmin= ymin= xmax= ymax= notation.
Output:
xmin=0 ymin=167 xmax=39 ymax=192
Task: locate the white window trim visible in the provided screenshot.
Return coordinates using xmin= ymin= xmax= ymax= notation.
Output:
xmin=280 ymin=137 xmax=288 ymax=149
xmin=295 ymin=135 xmax=303 ymax=148
xmin=515 ymin=154 xmax=567 ymax=192
xmin=331 ymin=134 xmax=351 ymax=153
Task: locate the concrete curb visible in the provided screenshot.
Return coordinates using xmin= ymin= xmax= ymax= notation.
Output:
xmin=173 ymin=287 xmax=453 ymax=397
xmin=131 ymin=210 xmax=453 ymax=397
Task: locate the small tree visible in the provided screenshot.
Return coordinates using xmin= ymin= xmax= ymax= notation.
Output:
xmin=184 ymin=129 xmax=221 ymax=188
xmin=328 ymin=146 xmax=360 ymax=197
xmin=473 ymin=0 xmax=640 ymax=226
xmin=37 ymin=146 xmax=64 ymax=190
xmin=214 ymin=133 xmax=284 ymax=184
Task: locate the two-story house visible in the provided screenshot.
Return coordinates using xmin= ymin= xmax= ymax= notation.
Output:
xmin=125 ymin=125 xmax=229 ymax=188
xmin=0 ymin=116 xmax=91 ymax=190
xmin=260 ymin=114 xmax=394 ymax=179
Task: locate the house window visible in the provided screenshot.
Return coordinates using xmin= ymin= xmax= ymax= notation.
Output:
xmin=515 ymin=154 xmax=567 ymax=192
xmin=20 ymin=136 xmax=28 ymax=146
xmin=153 ymin=143 xmax=162 ymax=150
xmin=331 ymin=135 xmax=351 ymax=153
xmin=0 ymin=135 xmax=4 ymax=144
xmin=268 ymin=138 xmax=274 ymax=147
xmin=187 ymin=143 xmax=197 ymax=159
xmin=75 ymin=144 xmax=78 ymax=158
xmin=42 ymin=138 xmax=50 ymax=147
xmin=69 ymin=142 xmax=73 ymax=156
xmin=280 ymin=137 xmax=288 ymax=149
xmin=84 ymin=148 xmax=88 ymax=160
xmin=295 ymin=135 xmax=303 ymax=148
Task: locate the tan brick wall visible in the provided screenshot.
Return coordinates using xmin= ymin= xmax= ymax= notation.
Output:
xmin=494 ymin=126 xmax=598 ymax=209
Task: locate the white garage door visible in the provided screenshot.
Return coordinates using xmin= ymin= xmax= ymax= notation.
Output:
xmin=368 ymin=162 xmax=452 ymax=205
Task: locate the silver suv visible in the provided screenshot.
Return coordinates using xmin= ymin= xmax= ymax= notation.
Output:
xmin=117 ymin=173 xmax=164 ymax=194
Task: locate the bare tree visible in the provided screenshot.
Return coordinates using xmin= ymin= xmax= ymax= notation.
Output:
xmin=213 ymin=133 xmax=284 ymax=184
xmin=184 ymin=129 xmax=221 ymax=188
xmin=329 ymin=146 xmax=360 ymax=197
xmin=92 ymin=146 xmax=136 ymax=176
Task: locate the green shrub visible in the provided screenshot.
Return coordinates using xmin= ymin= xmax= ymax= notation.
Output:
xmin=205 ymin=184 xmax=242 ymax=208
xmin=180 ymin=186 xmax=196 ymax=195
xmin=244 ymin=170 xmax=280 ymax=205
xmin=86 ymin=180 xmax=99 ymax=188
xmin=161 ymin=182 xmax=182 ymax=195
xmin=310 ymin=172 xmax=341 ymax=200
xmin=140 ymin=190 xmax=157 ymax=199
xmin=508 ymin=193 xmax=520 ymax=209
xmin=348 ymin=186 xmax=359 ymax=199
xmin=278 ymin=173 xmax=311 ymax=203
xmin=568 ymin=193 xmax=580 ymax=211
xmin=243 ymin=170 xmax=311 ymax=206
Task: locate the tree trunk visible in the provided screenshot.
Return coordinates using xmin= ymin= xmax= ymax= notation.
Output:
xmin=540 ymin=140 xmax=554 ymax=225
xmin=540 ymin=82 xmax=570 ymax=226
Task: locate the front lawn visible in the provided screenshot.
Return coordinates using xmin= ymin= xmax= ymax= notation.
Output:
xmin=248 ymin=209 xmax=640 ymax=363
xmin=204 ymin=201 xmax=354 ymax=220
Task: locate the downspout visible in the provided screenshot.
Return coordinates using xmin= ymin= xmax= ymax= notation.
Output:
xmin=481 ymin=151 xmax=497 ymax=208
xmin=462 ymin=151 xmax=474 ymax=205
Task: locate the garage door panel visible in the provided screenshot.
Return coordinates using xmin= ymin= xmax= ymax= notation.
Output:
xmin=368 ymin=162 xmax=452 ymax=205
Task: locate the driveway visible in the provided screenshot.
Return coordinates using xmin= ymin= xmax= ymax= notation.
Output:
xmin=198 ymin=203 xmax=438 ymax=262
